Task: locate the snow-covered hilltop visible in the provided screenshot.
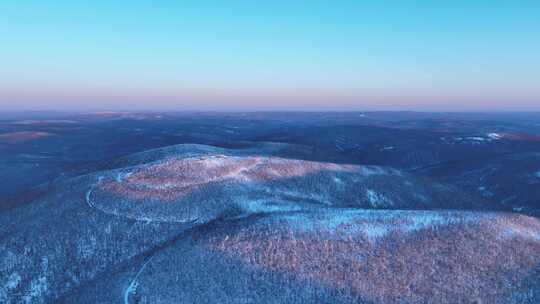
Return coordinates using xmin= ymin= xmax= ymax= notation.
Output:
xmin=1 ymin=143 xmax=539 ymax=303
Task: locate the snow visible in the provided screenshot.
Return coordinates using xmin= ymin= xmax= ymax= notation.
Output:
xmin=362 ymin=224 xmax=390 ymax=239
xmin=279 ymin=212 xmax=363 ymax=233
xmin=365 ymin=189 xmax=392 ymax=207
xmin=5 ymin=273 xmax=21 ymax=289
xmin=404 ymin=213 xmax=448 ymax=232
xmin=241 ymin=198 xmax=303 ymax=214
xmin=22 ymin=276 xmax=48 ymax=304
xmin=332 ymin=177 xmax=343 ymax=184
xmin=12 ymin=119 xmax=77 ymax=125
xmin=503 ymin=225 xmax=540 ymax=241
xmin=85 ymin=176 xmax=103 ymax=209
xmin=452 ymin=135 xmax=498 ymax=143
xmin=366 ymin=190 xmax=378 ymax=204
xmin=115 ymin=171 xmax=133 ymax=182
xmin=268 ymin=210 xmax=493 ymax=245
xmin=124 ymin=257 xmax=154 ymax=304
xmin=85 ymin=188 xmax=94 ymax=208
xmin=413 ymin=193 xmax=428 ymax=202
xmin=487 ymin=133 xmax=503 ymax=140
xmin=360 ymin=166 xmax=388 ymax=176
xmin=403 ymin=212 xmax=489 ymax=232
xmin=477 ymin=186 xmax=494 ymax=197
xmin=467 ymin=137 xmax=485 ymax=141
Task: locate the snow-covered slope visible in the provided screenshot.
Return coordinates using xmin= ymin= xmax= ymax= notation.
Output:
xmin=84 ymin=143 xmax=487 ymax=223
xmin=0 ymin=143 xmax=537 ymax=304
xmin=70 ymin=210 xmax=540 ymax=304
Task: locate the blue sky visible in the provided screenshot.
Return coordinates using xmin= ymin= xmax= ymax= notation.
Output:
xmin=1 ymin=1 xmax=539 ymax=111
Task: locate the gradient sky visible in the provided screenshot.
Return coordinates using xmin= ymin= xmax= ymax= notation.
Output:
xmin=1 ymin=1 xmax=539 ymax=111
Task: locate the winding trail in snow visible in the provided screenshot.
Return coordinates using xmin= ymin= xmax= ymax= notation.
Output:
xmin=85 ymin=176 xmax=103 ymax=209
xmin=85 ymin=187 xmax=95 ymax=208
xmin=120 ymin=219 xmax=209 ymax=304
xmin=84 ymin=175 xmax=160 ymax=223
xmin=123 ymin=256 xmax=154 ymax=304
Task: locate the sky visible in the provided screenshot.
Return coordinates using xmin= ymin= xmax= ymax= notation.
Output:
xmin=0 ymin=1 xmax=539 ymax=112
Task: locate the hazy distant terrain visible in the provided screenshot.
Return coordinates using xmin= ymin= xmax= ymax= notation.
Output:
xmin=1 ymin=112 xmax=539 ymax=303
